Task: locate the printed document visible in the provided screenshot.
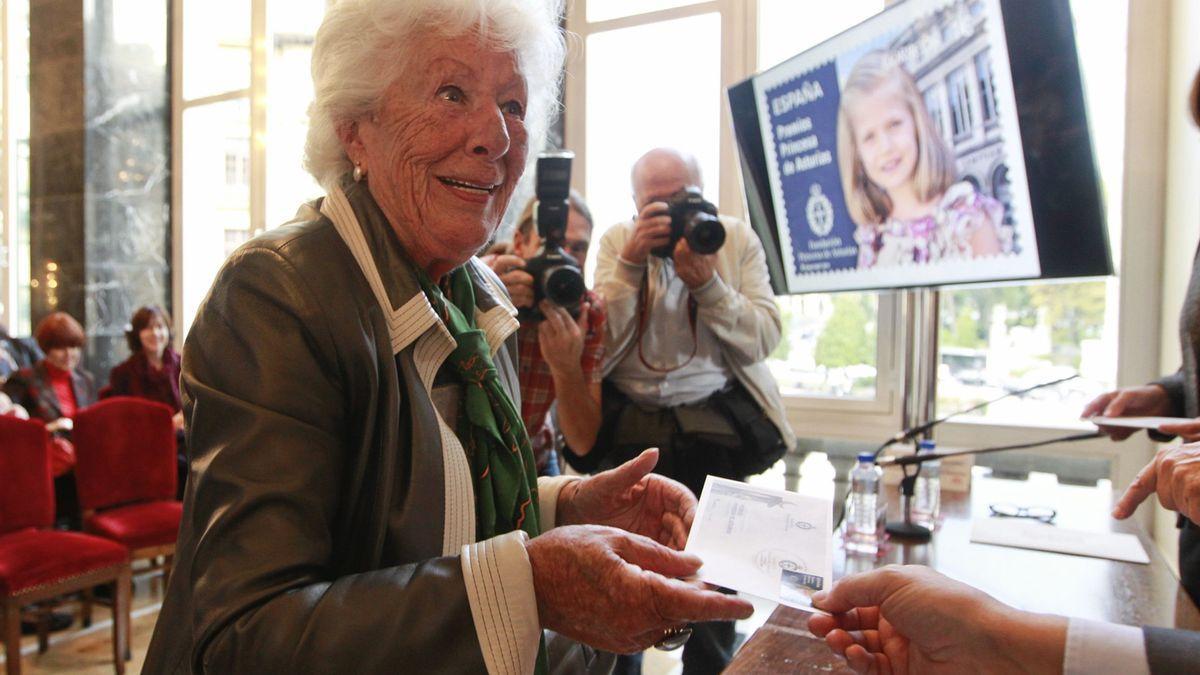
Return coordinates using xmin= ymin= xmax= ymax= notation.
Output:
xmin=685 ymin=476 xmax=833 ymax=613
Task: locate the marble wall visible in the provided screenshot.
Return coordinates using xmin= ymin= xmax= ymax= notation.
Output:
xmin=29 ymin=0 xmax=170 ymax=380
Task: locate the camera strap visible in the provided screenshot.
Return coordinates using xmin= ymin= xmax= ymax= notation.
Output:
xmin=634 ymin=267 xmax=699 ymax=373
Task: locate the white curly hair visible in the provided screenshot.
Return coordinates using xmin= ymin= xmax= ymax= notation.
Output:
xmin=303 ymin=0 xmax=565 ymax=189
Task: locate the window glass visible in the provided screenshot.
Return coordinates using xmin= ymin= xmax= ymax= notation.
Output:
xmin=3 ymin=0 xmax=31 ymax=333
xmin=181 ymin=99 xmax=251 ymax=331
xmin=182 ymin=0 xmax=251 ymax=100
xmin=265 ymin=0 xmax=325 ymax=228
xmin=586 ymin=0 xmax=709 ymax=24
xmin=758 ymin=0 xmax=885 ymax=399
xmin=583 ymin=12 xmax=722 ymax=281
xmin=935 ymin=0 xmax=1128 ymax=425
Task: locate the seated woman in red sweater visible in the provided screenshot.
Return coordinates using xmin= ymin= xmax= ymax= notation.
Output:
xmin=3 ymin=312 xmax=98 ymax=525
xmin=108 ymin=305 xmax=184 ymax=430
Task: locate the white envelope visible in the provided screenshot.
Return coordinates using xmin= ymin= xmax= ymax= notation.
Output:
xmin=685 ymin=476 xmax=834 ymax=613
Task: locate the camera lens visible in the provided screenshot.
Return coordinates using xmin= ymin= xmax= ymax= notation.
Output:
xmin=543 ymin=265 xmax=586 ymax=309
xmin=684 ymin=212 xmax=726 ymax=255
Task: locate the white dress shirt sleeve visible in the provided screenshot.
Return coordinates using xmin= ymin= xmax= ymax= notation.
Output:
xmin=461 ymin=530 xmax=541 ymax=675
xmin=1064 ymin=618 xmax=1149 ymax=675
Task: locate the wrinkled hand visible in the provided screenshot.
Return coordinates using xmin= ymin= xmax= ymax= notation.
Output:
xmin=527 ymin=524 xmax=754 ymax=654
xmin=808 ymin=566 xmax=1065 ymax=675
xmin=1081 ymin=385 xmax=1172 ymax=440
xmin=537 ymin=300 xmax=589 ymax=375
xmin=485 ymin=253 xmax=535 ymax=308
xmin=620 ymin=202 xmax=672 ymax=266
xmin=557 ymin=448 xmax=695 ymax=550
xmin=672 ymin=239 xmax=716 ymax=290
xmin=1113 ymin=443 xmax=1200 ymax=523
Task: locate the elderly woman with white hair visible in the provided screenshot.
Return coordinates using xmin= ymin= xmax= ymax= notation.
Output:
xmin=143 ymin=1 xmax=751 ymax=673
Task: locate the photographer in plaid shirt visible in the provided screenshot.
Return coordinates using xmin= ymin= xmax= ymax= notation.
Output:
xmin=484 ymin=190 xmax=606 ymax=475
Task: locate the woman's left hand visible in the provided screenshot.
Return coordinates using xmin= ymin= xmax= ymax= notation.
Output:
xmin=556 ymin=448 xmax=694 ymax=550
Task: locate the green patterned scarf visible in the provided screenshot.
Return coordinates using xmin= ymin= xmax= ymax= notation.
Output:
xmin=419 ymin=266 xmax=548 ymax=674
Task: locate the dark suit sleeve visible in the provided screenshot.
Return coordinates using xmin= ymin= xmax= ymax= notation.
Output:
xmin=180 ymin=247 xmax=485 ymax=674
xmin=1142 ymin=626 xmax=1200 ymax=674
xmin=1148 ymin=370 xmax=1187 ymax=442
xmin=2 ymin=371 xmax=34 ymax=415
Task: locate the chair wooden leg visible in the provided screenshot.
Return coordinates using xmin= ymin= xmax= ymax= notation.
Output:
xmin=112 ymin=568 xmax=131 ymax=674
xmin=81 ymin=588 xmax=93 ymax=628
xmin=3 ymin=599 xmax=22 ymax=675
xmin=35 ymin=606 xmax=49 ymax=654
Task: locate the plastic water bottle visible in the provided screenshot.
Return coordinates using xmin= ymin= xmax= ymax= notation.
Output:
xmin=913 ymin=440 xmax=941 ymax=530
xmin=845 ymin=453 xmax=885 ymax=556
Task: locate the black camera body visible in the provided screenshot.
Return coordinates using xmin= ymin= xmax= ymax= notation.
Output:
xmin=650 ymin=187 xmax=726 ymax=259
xmin=521 ymin=151 xmax=586 ymax=321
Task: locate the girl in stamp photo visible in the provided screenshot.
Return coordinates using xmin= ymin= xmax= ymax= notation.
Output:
xmin=837 ymin=49 xmax=1007 ymax=269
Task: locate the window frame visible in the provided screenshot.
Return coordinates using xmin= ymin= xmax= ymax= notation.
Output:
xmin=564 ymin=0 xmax=907 ymax=443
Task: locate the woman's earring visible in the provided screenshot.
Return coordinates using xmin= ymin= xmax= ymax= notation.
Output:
xmin=353 ymin=164 xmax=366 ymax=182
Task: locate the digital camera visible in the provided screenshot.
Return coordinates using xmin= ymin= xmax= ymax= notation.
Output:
xmin=521 ymin=151 xmax=586 ymax=321
xmin=650 ymin=187 xmax=726 ymax=258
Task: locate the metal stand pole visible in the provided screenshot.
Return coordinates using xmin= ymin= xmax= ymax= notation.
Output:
xmin=887 ymin=288 xmax=940 ymax=541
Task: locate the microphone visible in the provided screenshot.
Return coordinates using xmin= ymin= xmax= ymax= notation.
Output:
xmin=874 ymin=373 xmax=1087 ymax=541
xmin=875 ymin=431 xmax=1104 ymax=467
xmin=871 ymin=373 xmax=1081 ymax=459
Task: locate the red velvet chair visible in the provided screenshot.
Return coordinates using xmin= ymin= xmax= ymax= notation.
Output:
xmin=72 ymin=397 xmax=182 ymax=580
xmin=0 ymin=415 xmax=130 ymax=675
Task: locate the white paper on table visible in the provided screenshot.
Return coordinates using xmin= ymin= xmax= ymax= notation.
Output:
xmin=1088 ymin=415 xmax=1193 ymax=430
xmin=970 ymin=518 xmax=1150 ymax=564
xmin=685 ymin=476 xmax=833 ymax=613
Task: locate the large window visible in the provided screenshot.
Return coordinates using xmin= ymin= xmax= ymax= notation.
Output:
xmin=1 ymin=0 xmax=31 ymax=334
xmin=935 ymin=0 xmax=1128 ymax=428
xmin=175 ymin=0 xmax=326 ymax=334
xmin=758 ymin=0 xmax=888 ymax=402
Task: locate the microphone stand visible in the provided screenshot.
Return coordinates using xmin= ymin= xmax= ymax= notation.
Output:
xmin=888 ymin=449 xmax=931 ymax=538
xmin=871 ymin=373 xmax=1085 ymax=542
xmin=877 ymin=431 xmax=1104 ymax=540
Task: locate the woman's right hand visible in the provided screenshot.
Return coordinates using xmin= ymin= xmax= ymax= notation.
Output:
xmin=525 ymin=524 xmax=753 ymax=654
xmin=172 ymin=410 xmax=186 ymax=431
xmin=1081 ymin=384 xmax=1172 ymax=440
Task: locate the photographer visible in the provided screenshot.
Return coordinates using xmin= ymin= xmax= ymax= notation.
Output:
xmin=591 ymin=147 xmax=796 ymax=674
xmin=485 ymin=190 xmax=606 ymax=476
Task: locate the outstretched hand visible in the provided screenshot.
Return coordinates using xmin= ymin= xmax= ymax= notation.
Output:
xmin=808 ymin=566 xmax=1066 ymax=675
xmin=1113 ymin=443 xmax=1200 ymax=523
xmin=557 ymin=448 xmax=694 ymax=550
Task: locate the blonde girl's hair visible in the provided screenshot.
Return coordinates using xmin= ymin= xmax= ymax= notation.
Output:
xmin=836 ymin=50 xmax=957 ymax=226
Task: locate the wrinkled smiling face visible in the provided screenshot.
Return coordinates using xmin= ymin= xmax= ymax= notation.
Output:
xmin=353 ymin=33 xmax=530 ymax=272
xmin=848 ymin=84 xmax=919 ymax=196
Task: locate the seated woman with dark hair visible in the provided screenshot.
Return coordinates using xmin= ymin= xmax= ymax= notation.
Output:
xmin=108 ymin=305 xmax=187 ymax=494
xmin=109 ymin=305 xmax=185 ymax=431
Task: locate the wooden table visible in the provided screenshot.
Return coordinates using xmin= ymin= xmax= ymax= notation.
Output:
xmin=725 ymin=472 xmax=1200 ymax=673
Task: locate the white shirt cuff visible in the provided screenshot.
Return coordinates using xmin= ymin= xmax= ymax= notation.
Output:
xmin=537 ymin=475 xmax=580 ymax=530
xmin=1064 ymin=618 xmax=1148 ymax=675
xmin=461 ymin=530 xmax=541 ymax=675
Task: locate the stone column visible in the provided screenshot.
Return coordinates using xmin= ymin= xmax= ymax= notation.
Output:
xmin=28 ymin=0 xmax=170 ymax=380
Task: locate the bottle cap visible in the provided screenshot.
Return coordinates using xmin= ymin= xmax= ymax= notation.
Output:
xmin=856 ymin=452 xmax=876 ymax=463
xmin=918 ymin=439 xmax=936 ymax=452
